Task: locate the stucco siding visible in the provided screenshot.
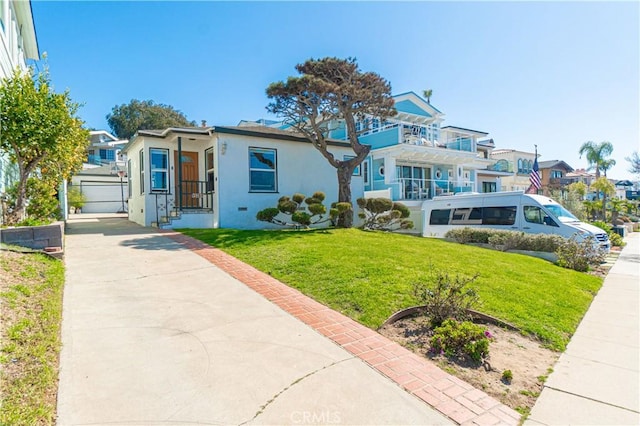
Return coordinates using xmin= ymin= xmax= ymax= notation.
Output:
xmin=216 ymin=133 xmax=363 ymax=229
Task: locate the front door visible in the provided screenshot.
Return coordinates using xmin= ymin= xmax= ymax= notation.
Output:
xmin=174 ymin=151 xmax=199 ymax=208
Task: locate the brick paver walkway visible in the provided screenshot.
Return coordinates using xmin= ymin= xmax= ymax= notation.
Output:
xmin=161 ymin=230 xmax=521 ymax=426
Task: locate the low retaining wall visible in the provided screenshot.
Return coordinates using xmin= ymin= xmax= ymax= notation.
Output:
xmin=0 ymin=222 xmax=64 ymax=250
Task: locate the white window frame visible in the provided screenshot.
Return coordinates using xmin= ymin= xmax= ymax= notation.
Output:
xmin=150 ymin=148 xmax=169 ymax=192
xmin=249 ymin=147 xmax=277 ymax=192
xmin=139 ymin=149 xmax=145 ymax=194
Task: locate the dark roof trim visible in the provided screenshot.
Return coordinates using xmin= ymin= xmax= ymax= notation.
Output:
xmin=127 ymin=126 xmax=352 ymax=150
xmin=538 ymin=160 xmax=574 ymax=172
xmin=213 ymin=126 xmax=351 ymax=147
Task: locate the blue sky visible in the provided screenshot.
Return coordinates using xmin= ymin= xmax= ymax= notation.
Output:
xmin=32 ymin=1 xmax=639 ymax=180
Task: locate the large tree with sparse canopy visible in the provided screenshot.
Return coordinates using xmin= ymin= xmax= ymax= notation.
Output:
xmin=1 ymin=68 xmax=89 ymax=224
xmin=266 ymin=57 xmax=396 ymax=228
xmin=106 ymin=99 xmax=196 ymax=140
xmin=626 ymin=151 xmax=640 ymax=175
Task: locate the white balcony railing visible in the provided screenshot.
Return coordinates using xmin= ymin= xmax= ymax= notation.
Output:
xmin=392 ymin=178 xmax=475 ymax=200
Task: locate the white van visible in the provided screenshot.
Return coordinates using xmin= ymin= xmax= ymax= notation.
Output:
xmin=421 ymin=191 xmax=610 ymax=251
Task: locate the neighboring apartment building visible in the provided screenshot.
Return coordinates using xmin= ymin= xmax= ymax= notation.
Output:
xmin=0 ymin=0 xmax=39 ymax=222
xmin=263 ymin=91 xmax=500 ymax=230
xmin=489 ymin=149 xmax=538 ymax=192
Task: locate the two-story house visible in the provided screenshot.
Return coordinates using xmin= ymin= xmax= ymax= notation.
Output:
xmin=538 ymin=160 xmax=574 ymax=197
xmin=489 ymin=149 xmax=538 ymax=192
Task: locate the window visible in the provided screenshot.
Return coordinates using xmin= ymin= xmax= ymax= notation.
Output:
xmin=451 ymin=208 xmax=482 ymax=225
xmin=139 ymin=150 xmax=144 ymax=194
xmin=363 ymin=159 xmax=369 ymax=185
xmin=524 ymin=205 xmax=558 ymax=227
xmin=430 ymin=209 xmax=451 ymax=225
xmin=150 ymin=148 xmax=169 ymax=191
xmin=517 ymin=159 xmax=524 ymax=174
xmin=205 ymin=147 xmax=215 ymax=192
xmin=127 ymin=159 xmax=132 ymax=198
xmin=482 ymin=182 xmax=497 ymax=193
xmin=483 ymin=206 xmax=517 ymax=225
xmin=100 ymin=149 xmax=115 ymax=161
xmin=551 ymin=170 xmax=563 ymax=178
xmin=371 ymin=118 xmax=380 ymax=132
xmin=249 ymin=147 xmax=277 ymax=192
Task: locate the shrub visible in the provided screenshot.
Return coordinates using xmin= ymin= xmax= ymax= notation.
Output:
xmin=502 ymin=369 xmax=513 ymax=384
xmin=446 ymin=228 xmax=564 ymax=253
xmin=608 ymin=232 xmax=625 ymax=248
xmin=6 ymin=177 xmax=61 ymax=223
xmin=256 ymin=192 xmax=337 ymax=229
xmin=591 ymin=220 xmax=611 ymax=233
xmin=555 ymin=236 xmax=606 ymax=272
xmin=67 ymin=185 xmax=87 ymax=209
xmin=357 ymin=197 xmax=413 ymax=231
xmin=413 ymin=272 xmax=480 ymax=327
xmin=445 ymin=228 xmax=494 ymax=244
xmin=429 ymin=319 xmax=492 ymax=363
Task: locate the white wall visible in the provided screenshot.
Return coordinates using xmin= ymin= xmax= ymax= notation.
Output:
xmin=126 ymin=131 xmax=364 ymax=229
xmin=70 ymin=175 xmax=129 ymax=213
xmin=216 ymin=133 xmax=364 ymax=230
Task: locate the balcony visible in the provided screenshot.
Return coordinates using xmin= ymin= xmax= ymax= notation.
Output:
xmin=549 ymin=177 xmax=575 ymax=186
xmin=391 ymin=177 xmax=475 ymax=200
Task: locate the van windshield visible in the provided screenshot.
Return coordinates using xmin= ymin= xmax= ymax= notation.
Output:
xmin=544 ymin=204 xmax=578 ymax=222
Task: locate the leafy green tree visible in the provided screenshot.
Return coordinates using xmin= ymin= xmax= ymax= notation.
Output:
xmin=266 ymin=57 xmax=396 ymax=228
xmin=0 ymin=68 xmax=89 ymax=224
xmin=591 ymin=177 xmax=615 ymax=221
xmin=106 ymin=99 xmax=196 ymax=140
xmin=626 ymin=151 xmax=640 ymax=175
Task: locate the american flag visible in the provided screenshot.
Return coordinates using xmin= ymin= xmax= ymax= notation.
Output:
xmin=529 ymin=155 xmax=541 ymax=190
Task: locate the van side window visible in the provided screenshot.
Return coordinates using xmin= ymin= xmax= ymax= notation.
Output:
xmin=430 ymin=209 xmax=451 ymax=225
xmin=451 ymin=208 xmax=482 ymax=225
xmin=524 ymin=205 xmax=558 ymax=227
xmin=524 ymin=206 xmax=543 ymax=224
xmin=482 ymin=206 xmax=516 ymax=225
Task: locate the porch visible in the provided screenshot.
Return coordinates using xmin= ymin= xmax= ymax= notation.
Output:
xmin=151 ymin=180 xmax=214 ymax=228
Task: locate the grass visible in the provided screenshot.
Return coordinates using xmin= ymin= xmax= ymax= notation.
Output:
xmin=0 ymin=250 xmax=65 ymax=425
xmin=180 ymin=228 xmax=602 ymax=351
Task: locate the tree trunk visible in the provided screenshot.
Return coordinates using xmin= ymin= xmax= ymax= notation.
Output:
xmin=337 ymin=165 xmax=353 ymax=228
xmin=7 ymin=171 xmax=28 ymax=224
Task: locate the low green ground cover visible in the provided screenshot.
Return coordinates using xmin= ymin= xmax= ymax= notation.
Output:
xmin=0 ymin=249 xmax=64 ymax=425
xmin=180 ymin=228 xmax=602 ymax=351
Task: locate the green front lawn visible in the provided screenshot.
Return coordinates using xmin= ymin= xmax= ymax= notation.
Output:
xmin=180 ymin=228 xmax=602 ymax=351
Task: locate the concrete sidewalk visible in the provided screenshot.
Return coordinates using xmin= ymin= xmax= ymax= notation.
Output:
xmin=526 ymin=232 xmax=640 ymax=425
xmin=57 ymin=215 xmax=455 ymax=425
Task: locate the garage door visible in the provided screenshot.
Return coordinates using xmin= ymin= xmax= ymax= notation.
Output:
xmin=74 ymin=180 xmax=129 ymax=213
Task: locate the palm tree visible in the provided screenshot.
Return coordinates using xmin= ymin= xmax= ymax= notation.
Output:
xmin=600 ymin=158 xmax=617 ymax=177
xmin=422 ymin=89 xmax=433 ymax=103
xmin=578 ymin=141 xmax=614 ymax=179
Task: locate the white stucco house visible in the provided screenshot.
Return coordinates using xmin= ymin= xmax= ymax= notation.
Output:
xmin=121 ymin=126 xmax=363 ymax=229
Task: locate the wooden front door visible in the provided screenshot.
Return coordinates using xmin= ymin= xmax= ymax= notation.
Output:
xmin=174 ymin=151 xmax=200 ymax=208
